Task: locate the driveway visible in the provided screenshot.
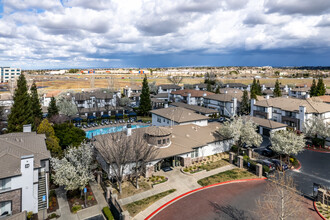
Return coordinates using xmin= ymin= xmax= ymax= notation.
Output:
xmin=287 ymin=149 xmax=330 ymax=196
xmin=151 ymin=180 xmax=319 ymax=220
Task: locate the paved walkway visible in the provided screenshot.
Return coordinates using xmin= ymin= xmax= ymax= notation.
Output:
xmin=118 ymin=164 xmax=236 ymax=220
xmin=56 ymin=181 xmax=108 ymax=220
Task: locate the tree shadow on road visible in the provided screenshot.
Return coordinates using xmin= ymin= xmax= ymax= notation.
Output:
xmin=208 ymin=201 xmax=255 ymax=220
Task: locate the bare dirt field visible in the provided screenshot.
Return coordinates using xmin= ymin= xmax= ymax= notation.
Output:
xmin=25 ymin=74 xmax=330 ymax=92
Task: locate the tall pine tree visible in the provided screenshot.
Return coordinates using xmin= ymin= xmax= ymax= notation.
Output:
xmin=207 ymin=82 xmax=212 ymax=92
xmin=310 ymin=79 xmax=317 ymax=97
xmin=8 ymin=74 xmax=33 ymax=132
xmin=139 ymin=75 xmax=152 ymax=116
xmin=316 ymin=78 xmax=326 ymax=96
xmin=30 ymin=81 xmax=43 ymax=130
xmin=47 ymin=97 xmax=59 ymax=119
xmin=250 ymin=78 xmax=258 ymax=100
xmin=239 ymin=90 xmax=250 ymax=115
xmin=256 ymin=80 xmax=262 ymax=95
xmin=273 ymin=79 xmax=282 ymax=97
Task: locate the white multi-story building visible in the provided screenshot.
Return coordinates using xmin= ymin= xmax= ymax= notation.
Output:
xmin=250 ymin=96 xmax=330 ymax=131
xmin=0 ymin=67 xmax=21 ymax=83
xmin=150 ymin=107 xmax=209 ymax=127
xmin=0 ymin=130 xmax=51 ymax=217
xmin=170 ymin=89 xmax=214 ymax=106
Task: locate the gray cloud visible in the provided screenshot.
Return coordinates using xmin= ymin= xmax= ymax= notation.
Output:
xmin=264 ymin=0 xmax=330 ymax=15
xmin=136 ymin=19 xmax=183 ymax=36
xmin=243 ymin=14 xmax=268 ymax=26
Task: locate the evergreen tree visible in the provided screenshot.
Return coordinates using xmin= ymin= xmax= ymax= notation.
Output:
xmin=215 ymin=86 xmax=220 ymax=94
xmin=273 ymin=79 xmax=282 ymax=97
xmin=48 ymin=97 xmax=59 ymax=118
xmin=256 ymin=80 xmax=262 ymax=95
xmin=207 ymin=82 xmax=212 ymax=92
xmin=8 ymin=74 xmax=33 ymax=132
xmin=239 ymin=90 xmax=250 ymax=115
xmin=30 ymin=81 xmax=43 ymax=130
xmin=139 ymin=75 xmax=152 ymax=116
xmin=316 ymin=78 xmax=326 ymax=96
xmin=37 ymin=119 xmax=62 ymax=157
xmin=310 ymin=79 xmax=317 ymax=97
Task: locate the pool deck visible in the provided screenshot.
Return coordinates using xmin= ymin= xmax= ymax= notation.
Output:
xmin=82 ymin=122 xmax=150 ymax=132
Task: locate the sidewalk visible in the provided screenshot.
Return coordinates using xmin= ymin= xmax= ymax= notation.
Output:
xmin=118 ymin=164 xmax=236 ymax=220
xmin=56 ymin=181 xmax=108 ymax=220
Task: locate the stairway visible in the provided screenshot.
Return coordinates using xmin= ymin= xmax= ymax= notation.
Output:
xmin=38 ymin=174 xmax=47 ymax=210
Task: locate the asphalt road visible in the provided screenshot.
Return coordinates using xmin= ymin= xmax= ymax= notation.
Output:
xmin=287 ymin=149 xmax=330 ymax=196
xmin=151 ymin=180 xmax=319 ymax=220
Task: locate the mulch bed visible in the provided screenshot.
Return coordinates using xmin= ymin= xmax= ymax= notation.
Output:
xmin=48 ymin=190 xmax=59 ymax=213
xmin=67 ymin=185 xmax=97 ymax=213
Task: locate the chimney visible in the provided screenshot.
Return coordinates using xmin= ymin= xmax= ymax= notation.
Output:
xmin=195 ymin=85 xmax=199 ymax=90
xmin=67 ymin=92 xmax=70 ymax=96
xmin=203 ymin=93 xmax=207 ymax=97
xmin=250 ymin=99 xmax=256 ymax=116
xmin=306 ymin=94 xmax=310 ymax=99
xmin=226 ymin=84 xmax=229 ymax=88
xmin=266 ymin=95 xmax=270 ymax=99
xmin=224 ymin=90 xmax=228 ymax=94
xmin=23 ymin=124 xmax=32 ymax=133
xmin=127 ymin=124 xmax=132 ymax=136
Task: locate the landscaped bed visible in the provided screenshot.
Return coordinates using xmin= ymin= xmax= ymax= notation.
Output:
xmin=123 ymin=189 xmax=176 ymax=217
xmin=184 ymin=158 xmax=230 ymax=174
xmin=106 ymin=180 xmax=152 ymax=199
xmin=67 ymin=185 xmax=97 ymax=213
xmin=315 ymin=201 xmax=330 ymax=219
xmin=147 ymin=175 xmax=168 ymax=187
xmin=48 ymin=190 xmax=59 ymax=213
xmin=197 ymin=168 xmax=257 ymax=187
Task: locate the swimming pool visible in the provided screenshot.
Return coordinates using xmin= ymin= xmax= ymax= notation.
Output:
xmin=85 ymin=124 xmax=150 ymax=138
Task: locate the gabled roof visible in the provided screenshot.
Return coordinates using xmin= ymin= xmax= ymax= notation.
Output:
xmin=205 ymin=92 xmax=244 ymax=102
xmin=224 ymin=83 xmax=248 ymax=88
xmin=254 ymin=97 xmax=330 ymax=113
xmin=171 ymin=89 xmax=214 ymax=97
xmin=0 ymin=132 xmax=50 ymax=179
xmin=243 ymin=116 xmax=288 ymax=129
xmin=150 ymin=107 xmax=209 ymax=123
xmin=153 ymin=93 xmax=169 ymax=99
xmin=170 ymin=102 xmax=218 ymax=114
xmin=158 ymin=84 xmax=181 ymax=90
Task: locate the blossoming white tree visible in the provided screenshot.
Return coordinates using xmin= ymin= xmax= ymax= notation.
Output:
xmin=218 ymin=116 xmax=262 ymax=154
xmin=270 ymin=130 xmax=305 ymax=164
xmin=304 ymin=115 xmax=330 ymax=147
xmin=51 ymin=143 xmax=95 ymax=193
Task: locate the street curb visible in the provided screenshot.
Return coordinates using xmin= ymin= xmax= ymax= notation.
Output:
xmin=144 ymin=177 xmax=267 ymax=220
xmin=305 ymin=148 xmax=330 ymax=154
xmin=313 ymin=201 xmax=327 ymax=220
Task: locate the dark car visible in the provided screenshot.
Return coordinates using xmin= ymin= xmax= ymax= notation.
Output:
xmin=253 ymin=148 xmax=273 ymax=157
xmin=256 ymin=159 xmax=276 ymax=171
xmin=269 ymin=159 xmax=289 ymax=171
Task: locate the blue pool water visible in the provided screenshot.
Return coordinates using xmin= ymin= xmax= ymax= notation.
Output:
xmin=86 ymin=124 xmax=150 ymax=138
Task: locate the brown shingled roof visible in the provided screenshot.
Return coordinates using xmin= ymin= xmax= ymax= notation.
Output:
xmin=254 ymin=97 xmax=330 ymax=113
xmin=243 ymin=116 xmax=288 ymax=129
xmin=150 ymin=107 xmax=209 ymax=123
xmin=0 ymin=132 xmax=50 ymax=179
xmin=171 ymin=89 xmax=214 ymax=97
xmin=145 ymin=126 xmax=172 ymax=136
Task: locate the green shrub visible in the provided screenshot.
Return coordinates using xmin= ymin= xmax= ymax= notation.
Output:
xmin=263 ymin=165 xmax=270 ymax=173
xmin=71 ymin=205 xmax=82 ymax=213
xmin=243 ymin=155 xmax=249 ymax=161
xmin=183 ymin=168 xmax=188 ymax=172
xmin=87 ymin=195 xmax=94 ymax=201
xmin=102 ymin=206 xmax=114 ymax=220
xmin=27 ymin=211 xmax=33 ymax=220
xmin=49 ymin=190 xmax=56 ymax=198
xmin=231 ymin=145 xmax=238 ymax=152
xmin=48 ymin=213 xmax=59 ymax=219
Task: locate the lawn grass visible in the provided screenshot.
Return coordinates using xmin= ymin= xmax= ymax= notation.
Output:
xmin=197 ymin=168 xmax=257 ymax=187
xmin=201 ymin=159 xmax=230 ymax=171
xmin=123 ymin=189 xmax=176 ymax=217
xmin=315 ymin=202 xmax=330 ymax=219
xmin=136 ymin=116 xmax=152 ymax=123
xmin=112 ymin=181 xmax=152 ymax=199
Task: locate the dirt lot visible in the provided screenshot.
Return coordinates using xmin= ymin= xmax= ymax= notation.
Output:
xmin=25 ymin=74 xmax=330 ymax=92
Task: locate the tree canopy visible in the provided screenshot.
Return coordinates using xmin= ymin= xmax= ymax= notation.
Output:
xmin=8 ymin=74 xmax=33 ymax=132
xmin=47 ymin=97 xmax=59 ymax=118
xmin=270 ymin=130 xmax=305 ymax=156
xmin=53 ymin=123 xmax=86 ymax=150
xmin=139 ymin=75 xmax=152 ymax=116
xmin=56 ymin=94 xmax=78 ymax=117
xmin=273 ymin=79 xmax=282 ymax=97
xmin=30 ymin=82 xmax=43 ymax=130
xmin=316 ymin=78 xmax=326 ymax=96
xmin=239 ymin=90 xmax=250 ymax=115
xmin=37 ymin=119 xmax=62 ymax=157
xmin=310 ymin=79 xmax=317 ymax=97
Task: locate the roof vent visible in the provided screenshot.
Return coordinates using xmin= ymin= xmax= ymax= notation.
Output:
xmin=186 ymin=134 xmax=190 ymax=137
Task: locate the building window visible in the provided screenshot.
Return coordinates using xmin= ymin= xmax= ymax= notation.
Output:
xmin=163 ymin=139 xmax=166 ymax=144
xmin=157 ymin=117 xmax=161 ymax=123
xmin=0 ymin=178 xmax=11 ymax=191
xmin=158 ymin=140 xmax=161 ymax=145
xmin=163 ymin=119 xmax=165 ymax=122
xmin=167 ymin=138 xmax=170 ymax=143
xmin=191 ymin=148 xmax=199 ymax=158
xmin=0 ymin=201 xmax=11 ymax=216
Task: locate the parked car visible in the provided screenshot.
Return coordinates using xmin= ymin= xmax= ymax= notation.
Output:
xmin=253 ymin=148 xmax=273 ymax=156
xmin=256 ymin=159 xmax=276 ymax=171
xmin=269 ymin=159 xmax=289 ymax=171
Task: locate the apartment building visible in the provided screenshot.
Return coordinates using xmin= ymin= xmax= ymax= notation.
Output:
xmin=157 ymin=84 xmax=181 ymax=94
xmin=251 ymin=97 xmax=330 ymax=131
xmin=69 ymin=90 xmax=122 ymax=118
xmin=150 ymin=107 xmax=209 ymax=127
xmin=0 ymin=67 xmax=21 ymax=83
xmin=170 ymin=89 xmax=214 ymax=106
xmin=289 ymin=87 xmax=310 ymax=99
xmin=0 ymin=131 xmax=51 ymax=217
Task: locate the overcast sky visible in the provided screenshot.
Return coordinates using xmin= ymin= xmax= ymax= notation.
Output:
xmin=0 ymin=0 xmax=330 ymax=69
